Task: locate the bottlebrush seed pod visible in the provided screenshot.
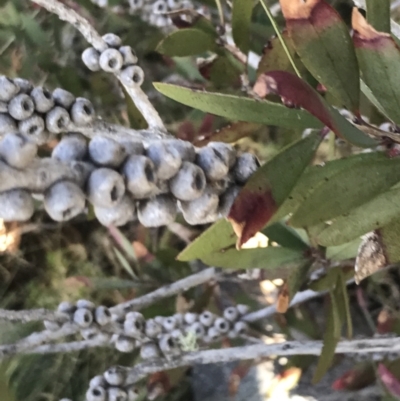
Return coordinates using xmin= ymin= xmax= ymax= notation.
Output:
xmin=43 ymin=320 xmax=61 ymax=332
xmin=179 ymin=189 xmax=219 ymax=225
xmin=13 ymin=78 xmax=32 ymax=95
xmin=233 ymin=321 xmax=249 ymax=335
xmin=30 ymin=87 xmax=54 ymax=113
xmin=44 ymin=181 xmax=86 ymax=222
xmin=165 ymin=139 xmax=196 ymax=162
xmin=89 ymin=375 xmax=107 ymax=389
xmin=208 ymin=142 xmax=236 ymax=168
xmin=122 ymin=155 xmax=157 ymax=199
xmin=159 ymin=334 xmax=180 ymax=356
xmin=86 ymin=386 xmax=107 ymax=401
xmin=124 ymin=312 xmax=146 ymax=337
xmin=52 ymin=88 xmax=76 ymax=109
xmin=73 ymin=308 xmax=93 ymax=328
xmin=162 ymin=316 xmax=177 ymax=332
xmin=102 ymin=33 xmax=122 ymax=48
xmin=120 ymin=65 xmax=144 ymax=86
xmin=169 ymin=161 xmax=206 ymax=201
xmin=206 ymin=326 xmax=221 ymax=342
xmin=218 ymin=185 xmax=240 ymax=217
xmin=146 ymin=141 xmax=182 ymax=180
xmin=18 ymin=114 xmax=46 ymax=143
xmin=94 ymin=305 xmax=112 ymax=326
xmin=99 ymin=48 xmax=124 ymax=72
xmin=173 ymin=313 xmax=184 ymax=326
xmin=8 ymin=93 xmax=35 ymax=120
xmin=108 ymin=388 xmax=128 ymax=401
xmin=214 ymin=317 xmax=230 ymax=334
xmin=0 ymin=76 xmax=19 ymax=102
xmin=127 ymin=387 xmax=140 ymax=401
xmin=52 ymin=133 xmax=87 ymax=162
xmin=82 ymin=47 xmax=101 ymax=72
xmin=94 ymin=194 xmax=136 ymax=227
xmin=115 ymin=335 xmax=136 ymax=353
xmin=184 ymin=312 xmax=198 ymax=325
xmin=81 ymin=327 xmax=100 ymax=340
xmin=0 ymin=133 xmax=37 ymax=169
xmin=223 ymin=306 xmax=239 ymax=322
xmin=195 ymin=146 xmax=229 ymax=181
xmin=152 ymin=0 xmax=168 ymax=13
xmin=128 ymin=0 xmax=144 ymax=11
xmin=237 ymin=304 xmax=250 ymax=316
xmin=57 ymin=301 xmax=76 ymax=315
xmin=0 ymin=189 xmax=34 ymax=222
xmin=70 ymin=97 xmax=95 ymax=126
xmin=187 ymin=322 xmax=205 ymax=339
xmin=137 ymin=194 xmax=177 ymax=227
xmin=0 ymin=113 xmax=17 ymax=135
xmin=87 ymin=168 xmax=125 ymax=208
xmin=140 ymin=341 xmax=161 ymax=359
xmin=69 ymin=160 xmax=95 ymax=187
xmin=89 ymin=136 xmax=126 ymax=167
xmin=119 ymin=46 xmax=138 ymax=65
xmin=104 ymin=366 xmax=126 ymax=386
xmin=145 ymin=318 xmax=162 ymax=338
xmin=232 ymin=153 xmax=260 ymax=184
xmin=46 ymin=106 xmax=71 ymax=134
xmin=199 ymin=311 xmax=215 ymax=327
xmin=76 ymin=299 xmax=96 ymax=310
xmin=0 ymin=102 xmax=7 ymax=113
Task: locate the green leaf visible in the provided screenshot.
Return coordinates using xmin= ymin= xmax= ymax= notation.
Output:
xmin=232 ymin=0 xmax=253 ymax=54
xmin=229 ymin=132 xmax=323 ymax=247
xmin=325 ymin=238 xmax=362 ymax=261
xmin=353 ymin=9 xmax=400 ymax=124
xmin=317 ymin=187 xmax=400 ymax=246
xmin=154 ymin=83 xmax=322 ymax=130
xmin=122 ymin=86 xmax=147 ymax=129
xmin=286 ymin=259 xmax=313 ymax=302
xmin=208 ymin=54 xmax=242 ymax=89
xmin=281 ymin=0 xmax=360 ymax=111
xmin=262 ymin=221 xmax=309 ymax=251
xmin=380 ymin=218 xmax=400 ymax=264
xmin=156 ymin=28 xmax=216 ymax=57
xmin=290 ymin=156 xmax=400 ymax=228
xmin=335 ymin=269 xmax=353 ymax=338
xmin=366 ymin=0 xmax=390 ymax=33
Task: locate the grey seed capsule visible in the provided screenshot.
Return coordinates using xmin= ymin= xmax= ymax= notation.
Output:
xmin=171 ymin=328 xmax=183 ymax=339
xmin=120 ymin=65 xmax=144 ymax=86
xmin=209 ymin=142 xmax=236 ymax=168
xmin=86 ymin=386 xmax=107 ymax=401
xmin=162 ymin=316 xmax=177 ymax=332
xmin=208 ymin=176 xmax=232 ymax=196
xmin=154 ymin=316 xmax=164 ymax=325
xmin=179 ymin=189 xmax=219 ymax=225
xmin=195 ymin=146 xmax=229 ymax=181
xmin=115 ymin=335 xmax=136 ymax=353
xmin=102 ymin=33 xmax=122 ymax=48
xmin=99 ymin=48 xmax=124 ymax=72
xmin=0 ymin=113 xmax=17 ymax=135
xmin=87 ymin=168 xmax=125 ymax=208
xmin=233 ymin=321 xmax=248 ymax=335
xmin=166 ymin=139 xmax=196 ymax=162
xmin=214 ymin=317 xmax=230 ymax=334
xmin=13 ymin=78 xmax=32 ymax=94
xmin=81 ymin=327 xmax=100 ymax=340
xmin=60 ymin=398 xmax=74 ymax=401
xmin=124 ymin=312 xmax=145 ymax=337
xmin=104 ymin=366 xmax=126 ymax=386
xmin=0 ymin=102 xmax=7 ymax=113
xmin=18 ymin=114 xmax=46 ymax=142
xmin=228 ymin=330 xmax=237 ymax=339
xmin=117 ymin=139 xmax=144 ymax=155
xmin=168 ymin=0 xmax=183 ymax=9
xmin=137 ymin=194 xmax=177 ymax=227
xmin=127 ymin=387 xmax=139 ymax=401
xmin=0 ymin=189 xmax=34 ymax=222
xmin=82 ymin=47 xmax=101 ymax=72
xmin=140 ymin=342 xmax=161 ymax=359
xmin=30 ymin=87 xmax=54 ymax=113
xmin=57 ymin=301 xmax=76 ymax=314
xmin=187 ymin=322 xmax=205 ymax=339
xmin=199 ymin=311 xmax=215 ymax=327
xmin=173 ymin=313 xmax=184 ymax=326
xmin=170 ymin=162 xmax=206 ymax=201
xmin=129 ymin=0 xmax=144 ymax=11
xmin=0 ymin=76 xmax=19 ymax=102
xmin=108 ymin=388 xmax=128 ymax=401
xmin=146 ymin=141 xmax=182 ymax=180
xmin=232 ymin=153 xmax=260 ymax=184
xmin=70 ymin=97 xmax=95 ymax=126
xmin=52 ymin=88 xmax=76 ymax=109
xmin=159 ymin=334 xmax=180 ymax=356
xmin=94 ymin=305 xmax=112 ymax=326
xmin=206 ymin=326 xmax=221 ymax=342
xmin=153 ymin=0 xmax=168 ymax=13
xmin=69 ymin=160 xmax=95 ymax=187
xmin=237 ymin=304 xmax=250 ymax=315
xmin=52 ymin=134 xmax=87 ymax=162
xmin=46 ymin=106 xmax=71 ymax=133
xmin=145 ymin=318 xmax=162 ymax=338
xmin=94 ymin=194 xmax=136 ymax=227
xmin=184 ymin=312 xmax=198 ymax=325
xmin=76 ymin=299 xmax=96 ymax=310
xmin=89 ymin=136 xmax=126 ymax=167
xmin=90 ymin=375 xmax=107 ymax=389
xmin=122 ymin=155 xmax=157 ymax=199
xmin=119 ymin=46 xmax=138 ymax=66
xmin=8 ymin=93 xmax=34 ymax=120
xmin=73 ymin=308 xmax=93 ymax=328
xmin=44 ymin=320 xmax=61 ymax=332
xmin=218 ymin=185 xmax=240 ymax=217
xmin=223 ymin=306 xmax=239 ymax=322
xmin=44 ymin=181 xmax=86 ymax=221
xmin=0 ymin=133 xmax=37 ymax=169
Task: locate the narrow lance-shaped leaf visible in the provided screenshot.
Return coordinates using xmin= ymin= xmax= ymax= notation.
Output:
xmin=352 ymin=8 xmax=400 ymax=124
xmin=154 ymin=82 xmax=322 ymax=130
xmin=262 ymin=221 xmax=309 ymax=251
xmin=335 ymin=269 xmax=353 ymax=339
xmin=366 ymin=0 xmax=390 ymax=33
xmin=228 ymin=131 xmax=323 ymax=248
xmin=254 ymin=70 xmax=377 ymax=148
xmin=232 ymin=0 xmax=253 ymax=54
xmin=378 ymin=364 xmax=400 ymax=399
xmin=280 ymin=0 xmax=360 ymax=112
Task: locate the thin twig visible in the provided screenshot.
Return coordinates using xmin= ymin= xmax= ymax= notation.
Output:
xmin=0 ymin=308 xmax=59 ymax=323
xmin=32 ymin=0 xmax=166 ymax=132
xmin=28 ymin=338 xmax=111 ymax=354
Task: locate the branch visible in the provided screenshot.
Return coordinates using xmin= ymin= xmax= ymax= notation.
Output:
xmin=28 ymin=338 xmax=110 ymax=354
xmin=32 ymin=0 xmax=166 ymax=132
xmin=0 ymin=308 xmax=59 ymax=323
xmin=125 ymin=336 xmax=400 ymax=384
xmin=109 ymin=267 xmax=216 ymax=315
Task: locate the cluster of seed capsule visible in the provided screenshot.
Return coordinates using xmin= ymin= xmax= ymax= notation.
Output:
xmin=0 ymin=76 xmax=95 ymax=144
xmin=82 ymin=34 xmax=144 ymax=86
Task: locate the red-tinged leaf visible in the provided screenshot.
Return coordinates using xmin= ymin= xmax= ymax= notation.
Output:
xmin=378 ymin=364 xmax=400 ymax=399
xmin=228 ymin=131 xmax=322 ymax=248
xmin=254 ymin=70 xmax=377 ymax=148
xmin=177 ymin=120 xmax=196 ymax=142
xmin=366 ymin=0 xmax=390 ymax=33
xmin=332 ymin=363 xmax=375 ymax=391
xmin=280 ymin=0 xmax=360 ymax=111
xmin=352 ymin=9 xmax=400 ymax=124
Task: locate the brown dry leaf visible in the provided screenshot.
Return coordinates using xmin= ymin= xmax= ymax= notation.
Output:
xmin=132 ymin=241 xmax=154 ymax=262
xmin=175 ymin=293 xmax=193 ymax=313
xmin=0 ymin=220 xmax=21 ymax=253
xmin=276 ymin=282 xmax=290 ymax=314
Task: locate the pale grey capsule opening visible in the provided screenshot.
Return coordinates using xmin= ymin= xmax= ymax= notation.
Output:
xmin=8 ymin=93 xmax=35 ymax=120
xmin=76 ymin=299 xmax=96 ymax=310
xmin=145 ymin=318 xmax=162 ymax=338
xmin=44 ymin=181 xmax=86 ymax=222
xmin=137 ymin=194 xmax=177 ymax=227
xmin=73 ymin=307 xmax=93 ymax=328
xmin=195 ymin=146 xmax=229 ymax=181
xmin=94 ymin=194 xmax=136 ymax=227
xmin=119 ymin=45 xmax=138 ymax=66
xmin=82 ymin=47 xmax=101 ymax=72
xmin=46 ymin=106 xmax=71 ymax=134
xmin=102 ymin=33 xmax=122 ymax=48
xmin=0 ymin=133 xmax=37 ymax=169
xmin=159 ymin=334 xmax=180 ymax=355
xmin=199 ymin=311 xmax=215 ymax=327
xmin=104 ymin=366 xmax=126 ymax=386
xmin=165 ymin=139 xmax=196 ymax=162
xmin=0 ymin=189 xmax=34 ymax=222
xmin=89 ymin=375 xmax=107 ymax=389
xmin=0 ymin=76 xmax=19 ymax=102
xmin=232 ymin=153 xmax=260 ymax=184
xmin=118 ymin=139 xmax=144 ymax=155
xmin=18 ymin=114 xmax=46 ymax=144
xmin=52 ymin=134 xmax=88 ymax=162
xmin=223 ymin=306 xmax=239 ymax=322
xmin=52 ymin=88 xmax=76 ymax=109
xmin=99 ymin=48 xmax=124 ymax=72
xmin=120 ymin=65 xmax=144 ymax=86
xmin=89 ymin=136 xmax=126 ymax=167
xmin=208 ymin=142 xmax=236 ymax=168
xmin=94 ymin=305 xmax=112 ymax=326
xmin=0 ymin=113 xmax=17 ymax=135
xmin=187 ymin=322 xmax=205 ymax=338
xmin=214 ymin=317 xmax=230 ymax=334
xmin=169 ymin=161 xmax=206 ymax=201
xmin=13 ymin=78 xmax=33 ymax=94
xmin=30 ymin=87 xmax=54 ymax=113
xmin=128 ymin=0 xmax=144 ymax=11
xmin=179 ymin=189 xmax=219 ymax=225
xmin=115 ymin=335 xmax=136 ymax=353
xmin=69 ymin=160 xmax=95 ymax=187
xmin=152 ymin=0 xmax=168 ymax=13
xmin=70 ymin=97 xmax=95 ymax=126
xmin=146 ymin=141 xmax=182 ymax=180
xmin=86 ymin=386 xmax=107 ymax=401
xmin=43 ymin=320 xmax=61 ymax=332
